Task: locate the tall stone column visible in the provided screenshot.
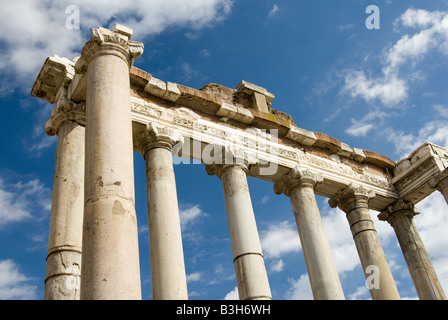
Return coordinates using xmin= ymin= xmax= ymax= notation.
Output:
xmin=44 ymin=94 xmax=85 ymax=300
xmin=136 ymin=123 xmax=188 ymax=300
xmin=274 ymin=167 xmax=344 ymax=300
xmin=379 ymin=199 xmax=446 ymax=300
xmin=329 ymin=184 xmax=400 ymax=300
xmin=429 ymin=168 xmax=448 ymax=205
xmin=79 ymin=25 xmax=144 ymax=299
xmin=206 ymin=159 xmax=272 ymax=300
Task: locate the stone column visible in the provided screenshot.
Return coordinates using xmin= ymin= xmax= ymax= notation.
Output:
xmin=79 ymin=25 xmax=144 ymax=300
xmin=206 ymin=159 xmax=272 ymax=300
xmin=429 ymin=168 xmax=448 ymax=205
xmin=274 ymin=167 xmax=344 ymax=300
xmin=44 ymin=95 xmax=85 ymax=300
xmin=379 ymin=199 xmax=446 ymax=300
xmin=329 ymin=184 xmax=400 ymax=300
xmin=136 ymin=123 xmax=188 ymax=300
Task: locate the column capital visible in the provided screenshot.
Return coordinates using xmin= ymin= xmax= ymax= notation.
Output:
xmin=378 ymin=199 xmax=420 ymax=225
xmin=328 ymin=183 xmax=376 ymax=213
xmin=205 ymin=162 xmax=250 ymax=179
xmin=45 ymin=91 xmax=86 ymax=136
xmin=274 ymin=166 xmax=323 ymax=197
xmin=136 ymin=123 xmax=184 ymax=157
xmin=205 ymin=146 xmax=257 ymax=178
xmin=76 ymin=24 xmax=144 ymax=72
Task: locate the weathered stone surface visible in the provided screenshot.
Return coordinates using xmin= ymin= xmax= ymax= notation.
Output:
xmin=45 ymin=117 xmax=84 ymax=300
xmin=393 ymin=143 xmax=448 ymax=204
xmin=207 ymin=162 xmax=272 ymax=300
xmin=33 ymin=23 xmax=448 ymax=301
xmin=81 ymin=25 xmax=142 ymax=300
xmin=31 ymin=55 xmax=75 ymax=104
xmin=329 ymin=184 xmax=400 ymax=300
xmin=379 ymin=199 xmax=446 ymax=300
xmin=140 ymin=124 xmax=188 ymax=300
xmin=275 ymin=167 xmax=344 ymax=300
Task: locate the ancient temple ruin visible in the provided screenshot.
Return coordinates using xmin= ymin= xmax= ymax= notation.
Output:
xmin=31 ymin=25 xmax=448 ymax=300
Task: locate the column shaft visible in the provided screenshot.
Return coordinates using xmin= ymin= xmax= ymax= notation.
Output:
xmin=45 ymin=120 xmax=84 ymax=300
xmin=210 ymin=164 xmax=271 ymax=300
xmin=290 ymin=186 xmax=344 ymax=299
xmin=275 ymin=168 xmax=344 ymax=300
xmin=329 ymin=184 xmax=400 ymax=300
xmin=81 ymin=26 xmax=143 ymax=299
xmin=138 ymin=125 xmax=188 ymax=300
xmin=379 ymin=200 xmax=446 ymax=300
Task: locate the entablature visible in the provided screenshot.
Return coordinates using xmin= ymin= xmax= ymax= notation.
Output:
xmin=31 ymin=54 xmax=448 ymax=211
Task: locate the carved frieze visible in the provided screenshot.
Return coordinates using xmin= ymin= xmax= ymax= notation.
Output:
xmin=129 ymin=96 xmax=395 ymax=202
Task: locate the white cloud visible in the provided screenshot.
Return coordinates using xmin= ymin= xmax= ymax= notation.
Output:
xmin=345 ymin=121 xmax=374 ymax=137
xmin=342 ymin=8 xmax=448 ymax=107
xmin=0 ymin=177 xmax=51 ymax=228
xmin=384 ymin=104 xmax=448 ymax=157
xmin=285 ymin=274 xmax=313 ymax=300
xmin=268 ymin=4 xmax=279 ymax=18
xmin=343 ymin=71 xmax=408 ymax=106
xmin=261 ymin=195 xmax=270 ymax=204
xmin=186 ymin=272 xmax=202 ymax=283
xmin=260 ymin=220 xmax=301 ymax=259
xmin=0 ymin=259 xmax=37 ymax=300
xmin=0 ymin=0 xmax=234 ymax=83
xmin=269 ymin=259 xmax=285 ymax=273
xmin=348 ymin=285 xmax=370 ymax=300
xmin=179 ymin=204 xmax=207 ymax=229
xmin=224 ymin=286 xmax=239 ymax=300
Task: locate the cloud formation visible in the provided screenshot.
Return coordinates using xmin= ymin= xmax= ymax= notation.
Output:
xmin=0 ymin=0 xmax=233 ymax=84
xmin=0 ymin=177 xmax=51 ymax=229
xmin=343 ymin=8 xmax=448 ymax=109
xmin=0 ymin=259 xmax=37 ymax=300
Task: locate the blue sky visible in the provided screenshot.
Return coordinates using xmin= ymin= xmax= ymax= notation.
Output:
xmin=1 ymin=0 xmax=448 ymax=300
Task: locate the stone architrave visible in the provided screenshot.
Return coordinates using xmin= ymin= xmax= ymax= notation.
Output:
xmin=79 ymin=25 xmax=144 ymax=300
xmin=329 ymin=184 xmax=400 ymax=300
xmin=379 ymin=199 xmax=446 ymax=300
xmin=429 ymin=168 xmax=448 ymax=205
xmin=274 ymin=167 xmax=345 ymax=300
xmin=44 ymin=93 xmax=85 ymax=300
xmin=206 ymin=155 xmax=272 ymax=300
xmin=136 ymin=123 xmax=188 ymax=300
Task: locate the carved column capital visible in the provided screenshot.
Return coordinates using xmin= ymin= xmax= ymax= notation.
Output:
xmin=378 ymin=199 xmax=420 ymax=226
xmin=136 ymin=123 xmax=184 ymax=157
xmin=328 ymin=183 xmax=376 ymax=213
xmin=76 ymin=24 xmax=144 ymax=72
xmin=204 ymin=146 xmax=256 ymax=179
xmin=274 ymin=166 xmax=323 ymax=197
xmin=45 ymin=90 xmax=86 ymax=136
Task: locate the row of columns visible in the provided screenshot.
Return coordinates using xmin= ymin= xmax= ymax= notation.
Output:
xmin=44 ymin=25 xmax=446 ymax=300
